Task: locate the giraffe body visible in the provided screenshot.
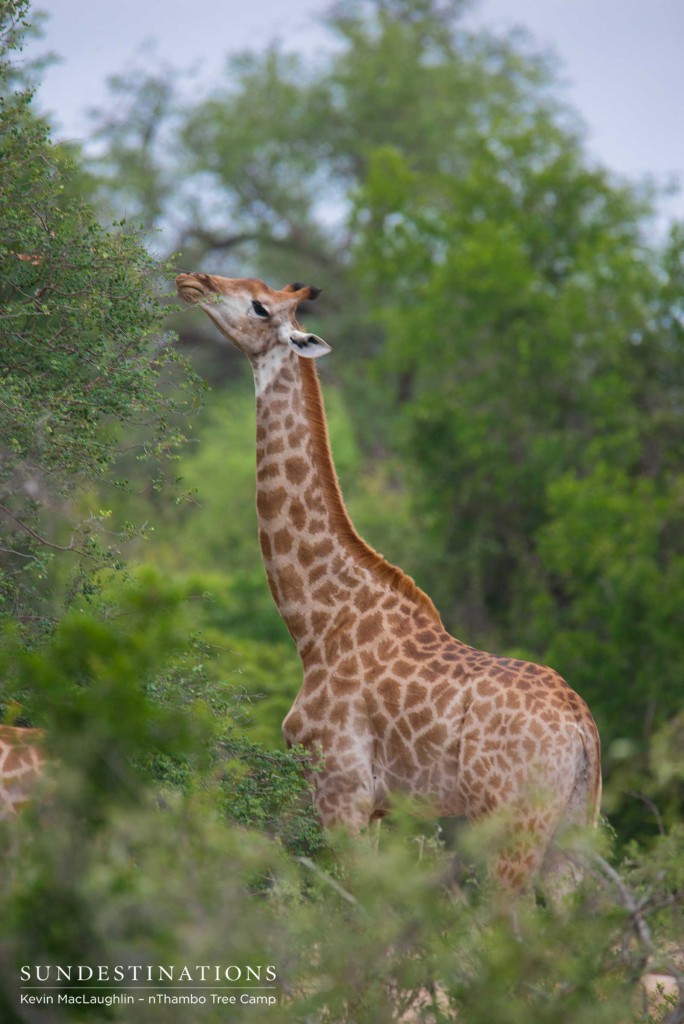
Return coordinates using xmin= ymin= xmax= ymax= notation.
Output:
xmin=177 ymin=272 xmax=601 ymax=889
xmin=0 ymin=726 xmax=45 ymax=818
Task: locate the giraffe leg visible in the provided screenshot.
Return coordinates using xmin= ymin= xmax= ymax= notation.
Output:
xmin=313 ymin=774 xmax=375 ymax=838
xmin=367 ymin=815 xmax=382 ymax=851
xmin=539 ymin=846 xmax=585 ymax=906
xmin=485 ymin=800 xmax=566 ymax=897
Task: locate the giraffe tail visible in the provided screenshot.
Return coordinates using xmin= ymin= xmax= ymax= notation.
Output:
xmin=577 ymin=717 xmax=602 ymax=828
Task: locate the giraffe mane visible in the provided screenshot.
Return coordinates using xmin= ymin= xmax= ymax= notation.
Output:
xmin=298 ymin=359 xmax=442 ymax=625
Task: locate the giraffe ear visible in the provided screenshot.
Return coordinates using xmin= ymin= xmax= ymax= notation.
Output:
xmin=288 ymin=330 xmax=332 ymax=359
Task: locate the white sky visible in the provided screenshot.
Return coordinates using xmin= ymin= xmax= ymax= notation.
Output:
xmin=22 ymin=0 xmax=684 ymax=222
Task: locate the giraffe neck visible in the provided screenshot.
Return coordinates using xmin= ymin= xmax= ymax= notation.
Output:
xmin=251 ymin=347 xmax=440 ymax=653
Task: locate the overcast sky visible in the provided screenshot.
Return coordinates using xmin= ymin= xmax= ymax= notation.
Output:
xmin=22 ymin=0 xmax=684 ymax=222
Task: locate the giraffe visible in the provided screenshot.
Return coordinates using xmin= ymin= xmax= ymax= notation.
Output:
xmin=176 ymin=271 xmax=602 ymax=890
xmin=0 ymin=725 xmax=45 ymax=819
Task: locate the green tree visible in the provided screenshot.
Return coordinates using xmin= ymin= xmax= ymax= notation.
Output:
xmin=0 ymin=0 xmax=199 ymax=635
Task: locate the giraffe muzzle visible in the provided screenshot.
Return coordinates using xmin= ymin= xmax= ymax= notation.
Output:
xmin=176 ymin=273 xmax=209 ymax=303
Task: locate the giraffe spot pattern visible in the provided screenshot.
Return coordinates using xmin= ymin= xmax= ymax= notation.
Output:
xmin=286 ymin=458 xmax=309 ymax=485
xmin=279 ymin=564 xmax=305 ymax=604
xmin=357 ymin=611 xmax=382 ymax=646
xmin=242 ymin=333 xmax=601 ymax=893
xmin=257 ymin=486 xmax=288 ymax=520
xmin=274 ymin=528 xmax=293 ymax=554
xmin=257 ymin=462 xmax=281 ymax=481
xmin=289 ymin=498 xmax=307 ymax=530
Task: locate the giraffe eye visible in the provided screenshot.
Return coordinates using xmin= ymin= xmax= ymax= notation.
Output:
xmin=252 ymin=300 xmax=270 ymax=318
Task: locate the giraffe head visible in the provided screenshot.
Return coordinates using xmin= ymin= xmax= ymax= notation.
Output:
xmin=176 ymin=273 xmax=330 ymax=362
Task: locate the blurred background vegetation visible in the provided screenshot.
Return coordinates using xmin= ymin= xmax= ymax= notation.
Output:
xmin=1 ymin=0 xmax=684 ymax=1020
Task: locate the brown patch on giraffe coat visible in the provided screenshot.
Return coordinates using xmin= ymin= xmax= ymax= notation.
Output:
xmin=356 ymin=585 xmax=381 ymax=612
xmin=315 ymin=537 xmax=335 ymax=560
xmin=370 ymin=709 xmax=390 ymax=736
xmin=331 ymin=673 xmax=358 ymax=696
xmin=434 ymin=689 xmax=454 ymax=715
xmin=257 ymin=486 xmax=288 ymax=520
xmin=257 ymin=462 xmax=281 ymax=481
xmin=377 ymin=638 xmax=400 ymax=662
xmin=507 ymin=713 xmax=525 ymax=736
xmin=397 ymin=717 xmax=412 ymax=742
xmin=274 ymin=528 xmax=293 ymax=554
xmin=506 ymin=690 xmax=522 ymax=710
xmin=408 ymin=706 xmax=433 ymax=731
xmin=311 ymin=610 xmax=327 ymax=634
xmin=284 ymin=711 xmax=303 ymax=736
xmin=360 ymin=648 xmax=383 ymax=675
xmin=477 ymin=679 xmax=497 ymax=699
xmin=287 ymin=612 xmax=307 ymax=637
xmin=265 ymin=437 xmax=285 ymax=456
xmin=330 ymin=701 xmax=350 ymax=729
xmin=312 ymin=581 xmax=345 ymax=606
xmin=288 ymin=424 xmax=307 ymax=448
xmin=279 ymin=564 xmax=305 ymax=604
xmin=298 ymin=538 xmax=334 ymax=567
xmin=304 ymin=687 xmax=330 ymax=720
xmin=488 ymin=711 xmax=504 ymax=731
xmin=337 ymin=565 xmax=361 ymax=589
xmin=305 ymin=484 xmax=326 ymax=510
xmin=387 ymin=727 xmax=409 ymax=765
xmin=259 ymin=530 xmax=272 ymax=559
xmin=403 ymin=638 xmax=430 ymax=661
xmin=304 ymin=669 xmax=326 ymax=691
xmin=264 ymin=569 xmax=278 ymax=599
xmin=301 ymin=644 xmax=323 ymax=668
xmin=336 ymin=654 xmax=359 ymax=677
xmin=404 ymin=682 xmax=428 ymax=706
xmin=379 ymin=677 xmax=401 ymax=709
xmin=324 ymin=607 xmax=357 ymax=664
xmin=357 ymin=611 xmax=382 ymax=646
xmin=289 ymin=498 xmax=307 ymax=530
xmin=308 ymin=564 xmax=327 ymax=585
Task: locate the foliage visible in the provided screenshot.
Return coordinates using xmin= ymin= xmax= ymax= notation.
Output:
xmin=1 ymin=585 xmax=683 ymax=1023
xmin=0 ymin=0 xmax=201 ymax=634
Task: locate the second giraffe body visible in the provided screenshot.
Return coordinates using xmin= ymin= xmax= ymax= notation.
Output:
xmin=177 ymin=272 xmax=601 ymax=889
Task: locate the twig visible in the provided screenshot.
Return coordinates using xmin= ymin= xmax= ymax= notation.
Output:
xmin=588 ymin=853 xmax=654 ymax=950
xmin=626 ymin=791 xmax=666 ymax=836
xmin=294 ymin=856 xmax=362 ymax=910
xmin=586 ymin=853 xmax=684 ymax=1024
xmin=0 ymin=504 xmax=97 ymax=561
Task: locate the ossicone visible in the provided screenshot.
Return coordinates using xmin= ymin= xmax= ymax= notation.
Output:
xmin=283 ymin=282 xmax=322 ymax=301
